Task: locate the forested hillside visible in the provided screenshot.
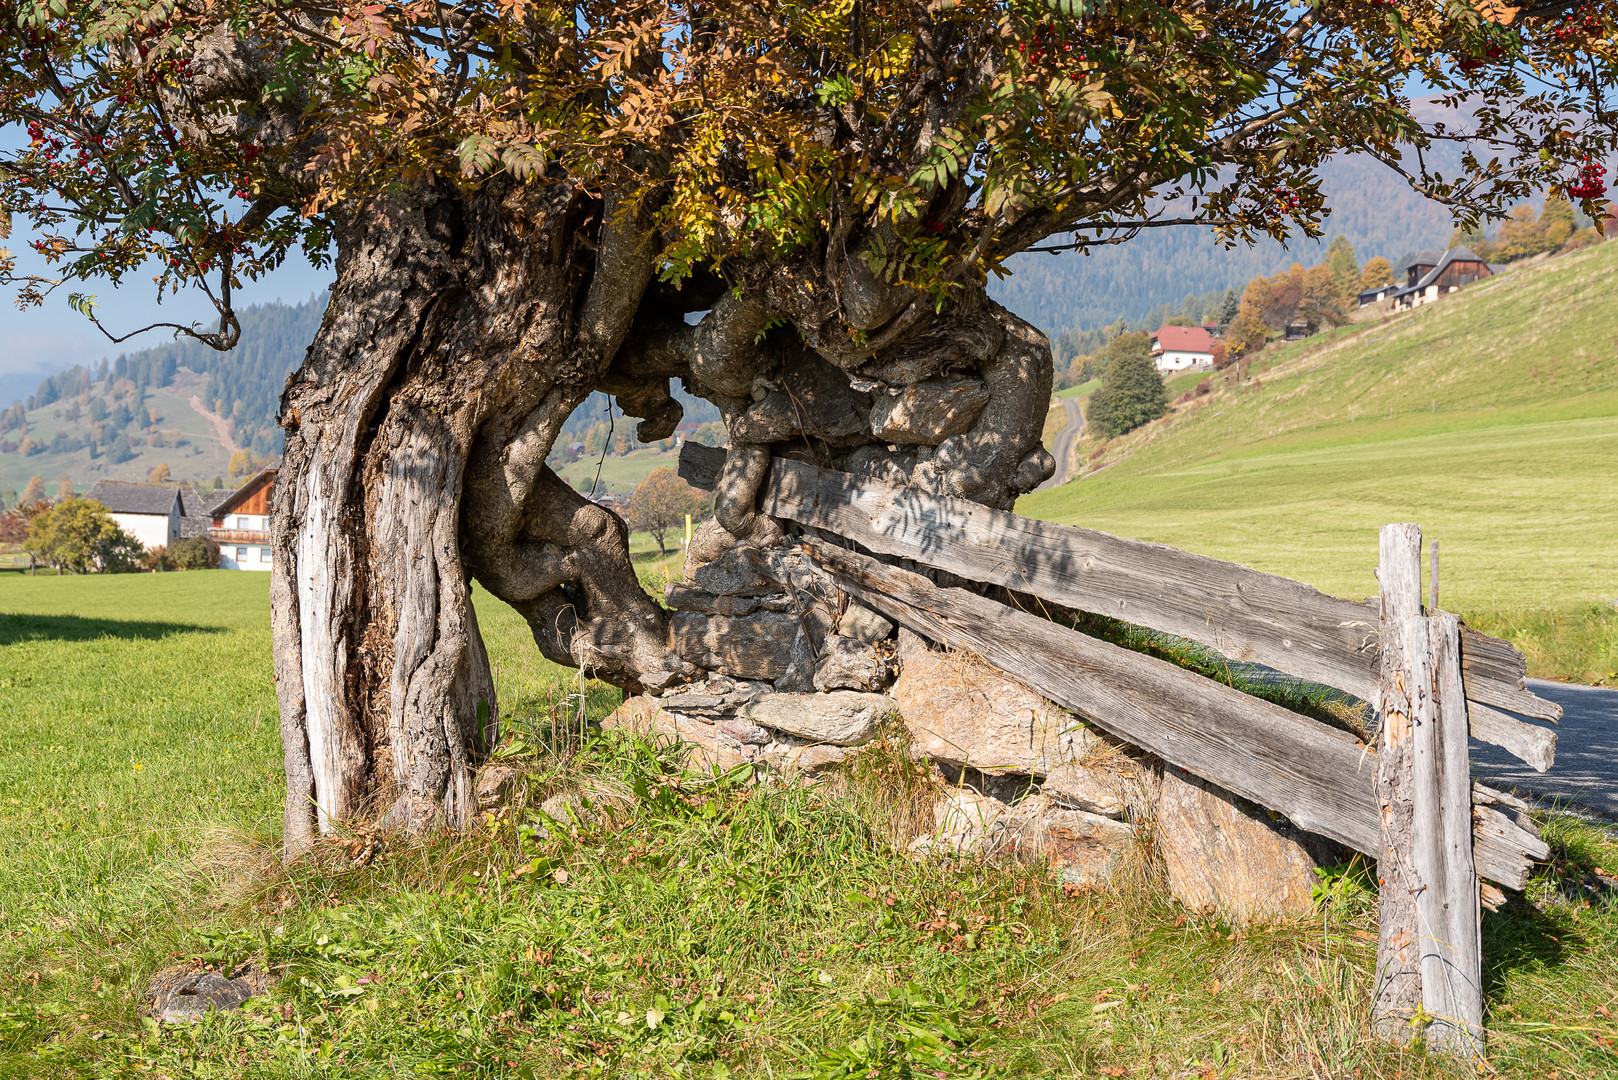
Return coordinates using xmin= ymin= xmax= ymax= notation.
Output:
xmin=9 ymin=294 xmax=327 ymax=458
xmin=989 ymin=151 xmax=1455 ymax=333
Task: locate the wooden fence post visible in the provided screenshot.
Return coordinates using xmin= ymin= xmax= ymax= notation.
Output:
xmin=1374 ymin=523 xmax=1425 ymax=1038
xmin=1426 ymin=610 xmax=1485 ymax=1054
xmin=1374 ymin=525 xmax=1484 ymax=1054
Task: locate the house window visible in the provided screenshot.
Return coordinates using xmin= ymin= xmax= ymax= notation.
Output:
xmin=236 ymin=515 xmax=247 ymax=529
xmin=259 ymin=548 xmax=271 ymax=563
xmin=235 ymin=546 xmax=247 ymax=562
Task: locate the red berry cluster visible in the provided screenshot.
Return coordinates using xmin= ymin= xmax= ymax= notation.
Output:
xmin=1016 ymin=26 xmax=1087 ymax=67
xmin=1568 ymin=159 xmax=1607 ymax=199
xmin=1272 ymin=186 xmax=1302 ymax=214
xmin=1458 ymin=42 xmax=1507 ymax=72
xmin=232 ymin=141 xmax=263 ymax=199
xmin=1553 ymin=4 xmax=1604 ymax=41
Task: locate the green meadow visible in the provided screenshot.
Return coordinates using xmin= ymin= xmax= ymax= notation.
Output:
xmin=1 ymin=571 xmax=1615 ymax=1078
xmin=1022 ymin=243 xmax=1618 ymax=682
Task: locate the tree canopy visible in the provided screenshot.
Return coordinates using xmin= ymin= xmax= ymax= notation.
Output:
xmin=1085 ymin=332 xmax=1166 ymax=438
xmin=24 ymin=497 xmax=142 ymax=572
xmin=5 ymin=1 xmax=1618 ymax=344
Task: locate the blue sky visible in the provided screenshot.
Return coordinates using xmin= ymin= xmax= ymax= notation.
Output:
xmin=0 ymin=238 xmax=333 ymax=397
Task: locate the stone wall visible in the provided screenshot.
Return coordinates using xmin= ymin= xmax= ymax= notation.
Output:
xmin=595 ymin=527 xmax=1334 ymax=925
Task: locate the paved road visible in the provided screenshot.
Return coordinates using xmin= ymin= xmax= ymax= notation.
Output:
xmin=1037 ymin=397 xmax=1085 ymax=492
xmin=1471 ymin=679 xmax=1618 ymax=820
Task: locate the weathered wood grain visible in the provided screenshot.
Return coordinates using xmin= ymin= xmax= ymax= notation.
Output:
xmin=1468 ymin=700 xmax=1556 ymax=773
xmin=678 ymin=443 xmax=1563 ymax=763
xmin=802 ymin=537 xmax=1544 ymax=891
xmin=1373 ymin=523 xmax=1425 ymax=1039
xmin=1423 ymin=613 xmax=1484 ymax=1055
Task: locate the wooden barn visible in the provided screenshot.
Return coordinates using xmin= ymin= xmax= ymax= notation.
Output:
xmin=1389 ymin=246 xmax=1495 ymax=310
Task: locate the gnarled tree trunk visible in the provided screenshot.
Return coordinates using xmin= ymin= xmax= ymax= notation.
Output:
xmin=272 ymin=185 xmax=1056 ymax=856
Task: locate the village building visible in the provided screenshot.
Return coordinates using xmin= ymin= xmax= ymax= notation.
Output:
xmin=1356 ymin=282 xmax=1397 ymax=307
xmin=209 ymin=468 xmax=275 ymax=571
xmin=87 ymin=480 xmax=183 ymax=551
xmin=1387 ymin=246 xmax=1496 ymax=311
xmin=1149 ymin=324 xmax=1216 ymax=372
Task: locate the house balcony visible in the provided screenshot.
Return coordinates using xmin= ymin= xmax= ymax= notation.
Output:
xmin=209 ymin=528 xmax=272 ymax=545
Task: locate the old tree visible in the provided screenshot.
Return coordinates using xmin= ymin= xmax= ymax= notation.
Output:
xmin=4 ymin=0 xmax=1616 ymax=851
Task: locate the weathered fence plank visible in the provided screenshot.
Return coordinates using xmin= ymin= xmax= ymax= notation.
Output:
xmin=677 ymin=444 xmax=1561 ymax=766
xmin=801 ymin=537 xmax=1545 ymax=891
xmin=1426 ymin=612 xmax=1484 ymax=1054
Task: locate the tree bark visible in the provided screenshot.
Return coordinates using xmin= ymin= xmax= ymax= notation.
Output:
xmin=272 ymin=180 xmax=692 ymax=853
xmin=271 ymin=184 xmax=1058 ymax=855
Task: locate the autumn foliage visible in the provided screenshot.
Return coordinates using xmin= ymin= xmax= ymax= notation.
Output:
xmin=5 ymin=1 xmax=1618 ymax=345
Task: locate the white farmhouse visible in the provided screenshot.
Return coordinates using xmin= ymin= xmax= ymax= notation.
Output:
xmin=1149 ymin=324 xmax=1217 ymax=372
xmin=87 ymin=480 xmax=181 ymax=551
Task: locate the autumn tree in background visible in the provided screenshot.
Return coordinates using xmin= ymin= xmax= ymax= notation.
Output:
xmin=1325 ymin=236 xmax=1360 ymax=297
xmin=54 ymin=473 xmax=73 ymax=501
xmin=20 ymin=477 xmax=45 ymax=505
xmin=1360 ymin=257 xmax=1396 ymax=291
xmin=147 ymin=463 xmax=170 ymax=483
xmin=24 ymin=499 xmax=143 ymax=574
xmin=5 ymin=0 xmax=1618 ymax=856
xmin=1085 ymin=335 xmax=1167 ymax=438
xmin=628 ymin=468 xmax=706 ymax=555
xmin=1454 ymin=194 xmax=1589 ymax=260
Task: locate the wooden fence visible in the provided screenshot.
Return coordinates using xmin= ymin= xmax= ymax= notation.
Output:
xmin=680 ymin=442 xmax=1560 ymax=1053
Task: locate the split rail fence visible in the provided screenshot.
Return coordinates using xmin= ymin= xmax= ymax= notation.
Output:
xmin=680 ymin=442 xmax=1561 ymax=1053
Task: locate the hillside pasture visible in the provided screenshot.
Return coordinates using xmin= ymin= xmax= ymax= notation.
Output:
xmin=0 ymin=370 xmax=239 ymax=495
xmin=1020 ymin=242 xmax=1618 ymax=682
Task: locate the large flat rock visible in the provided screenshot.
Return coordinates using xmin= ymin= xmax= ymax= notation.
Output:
xmin=1156 ymin=767 xmax=1322 ymax=925
xmin=601 ymin=695 xmax=750 ymax=772
xmin=891 ymin=629 xmax=1096 ymax=773
xmin=670 ymin=611 xmax=799 ymax=681
xmin=742 ymin=690 xmax=898 ymax=745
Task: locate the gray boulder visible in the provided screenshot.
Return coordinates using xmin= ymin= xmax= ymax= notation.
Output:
xmin=813 ymin=636 xmax=895 ymax=692
xmin=742 ymin=691 xmax=898 ymax=746
xmin=837 ymin=603 xmax=894 ymax=644
xmin=671 ymin=611 xmax=799 ymax=681
xmin=146 ymin=967 xmax=270 ymax=1023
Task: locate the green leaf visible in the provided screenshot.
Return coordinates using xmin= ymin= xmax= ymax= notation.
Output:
xmin=457 ymin=135 xmax=500 ymax=178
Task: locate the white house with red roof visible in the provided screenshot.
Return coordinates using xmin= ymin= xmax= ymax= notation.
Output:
xmin=1149 ymin=325 xmax=1216 ymax=373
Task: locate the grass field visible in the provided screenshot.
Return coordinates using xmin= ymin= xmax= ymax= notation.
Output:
xmin=1019 ymin=243 xmax=1618 ymax=682
xmin=2 ymin=571 xmax=1616 ymax=1078
xmin=552 ymin=446 xmax=685 ymax=496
